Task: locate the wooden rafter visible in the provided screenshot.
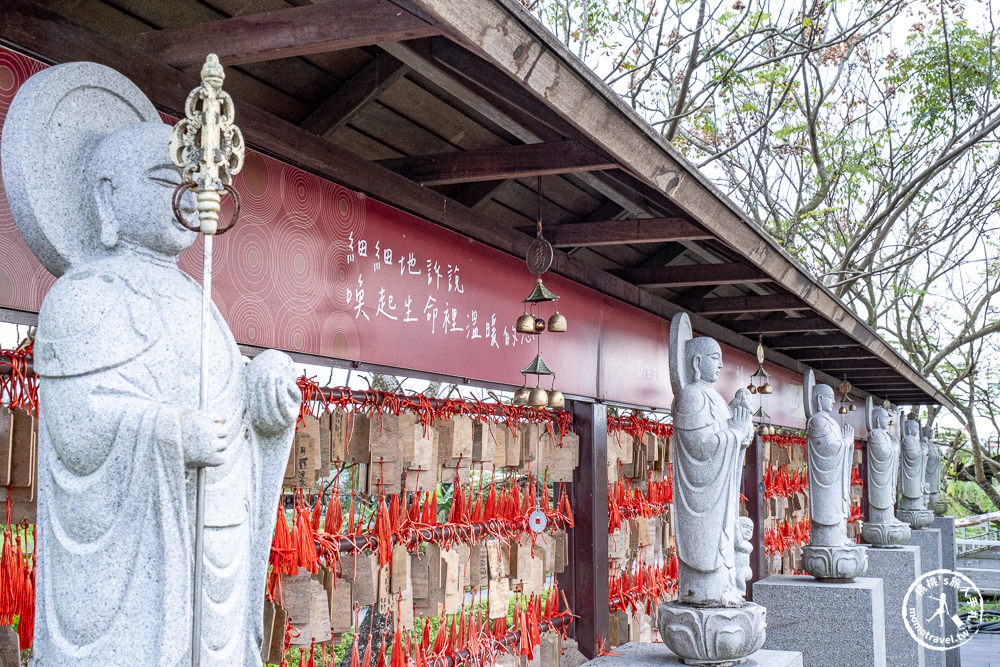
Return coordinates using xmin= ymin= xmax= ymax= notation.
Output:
xmin=763 ymin=334 xmax=857 ymax=349
xmin=128 ymin=0 xmax=440 ymax=67
xmin=729 ymin=317 xmax=837 ymax=335
xmin=618 ymin=263 xmax=770 ymax=288
xmin=789 ymin=347 xmax=874 ymax=361
xmin=807 ymin=359 xmax=894 ymax=371
xmin=678 ymin=294 xmax=809 ymax=315
xmin=300 ymin=54 xmax=409 ymax=138
xmin=539 ymin=218 xmax=711 ymax=248
xmin=377 ymin=140 xmax=616 ymax=185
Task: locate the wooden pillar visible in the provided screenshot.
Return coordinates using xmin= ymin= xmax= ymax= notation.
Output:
xmin=741 ymin=435 xmax=766 ymax=597
xmin=557 ymin=400 xmax=608 ymax=658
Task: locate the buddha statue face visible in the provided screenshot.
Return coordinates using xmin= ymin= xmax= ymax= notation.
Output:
xmin=922 ymin=426 xmax=934 ymax=439
xmin=873 ymin=407 xmax=888 ymax=430
xmin=815 ymin=384 xmax=835 ymax=413
xmin=88 ymin=122 xmax=198 ymax=259
xmin=905 ymin=421 xmax=919 ymax=436
xmin=687 ymin=337 xmax=723 ymax=383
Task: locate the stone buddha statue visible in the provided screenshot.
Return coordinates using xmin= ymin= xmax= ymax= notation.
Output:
xmin=922 ymin=424 xmax=946 ymax=515
xmin=657 ymin=313 xmax=765 ymax=665
xmin=801 ymin=371 xmax=867 ymax=579
xmin=898 ymin=415 xmax=933 ymax=529
xmin=860 ymin=397 xmax=910 ymax=547
xmin=2 ymin=63 xmax=300 ymax=665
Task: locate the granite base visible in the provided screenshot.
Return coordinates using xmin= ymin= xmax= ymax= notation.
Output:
xmin=751 ymin=575 xmax=886 ymax=667
xmin=867 ymin=546 xmax=925 ymax=667
xmin=582 ymin=642 xmax=802 ymax=666
xmin=908 ymin=528 xmax=946 ymax=667
xmin=930 ymin=516 xmax=960 ymax=667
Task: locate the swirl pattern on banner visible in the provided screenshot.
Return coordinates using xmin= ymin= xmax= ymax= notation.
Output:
xmin=228 ymin=294 xmax=275 ymax=348
xmin=278 ymin=164 xmax=321 ymax=227
xmin=269 ymin=214 xmax=325 ymax=308
xmin=322 ymin=181 xmax=366 ymax=241
xmin=320 ymin=312 xmax=360 ymax=360
xmin=274 ymin=303 xmax=322 ymax=353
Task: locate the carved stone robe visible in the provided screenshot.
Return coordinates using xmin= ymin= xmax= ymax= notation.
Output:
xmin=924 ymin=434 xmax=942 ymax=504
xmin=806 ymin=411 xmax=850 ymax=528
xmin=900 ymin=426 xmax=924 ymax=504
xmin=867 ymin=427 xmax=899 ymax=514
xmin=32 ymin=255 xmax=292 ymax=666
xmin=673 ymin=380 xmax=746 ymax=601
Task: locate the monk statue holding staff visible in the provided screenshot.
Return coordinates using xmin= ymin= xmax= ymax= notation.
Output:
xmin=2 ymin=62 xmax=300 ymax=665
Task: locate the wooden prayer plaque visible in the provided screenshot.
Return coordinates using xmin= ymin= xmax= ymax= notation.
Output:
xmin=394 ymin=590 xmax=415 ymax=632
xmin=540 ymin=632 xmax=562 ymax=665
xmin=261 ymin=600 xmax=288 ymax=664
xmin=616 ymin=435 xmax=634 ymax=465
xmin=9 ymin=409 xmax=34 ymax=491
xmin=487 ymin=577 xmax=510 ymax=619
xmin=390 ymin=545 xmax=411 ymax=594
xmin=377 ymin=564 xmax=392 ymax=614
xmin=411 ymin=424 xmax=435 ymax=471
xmin=410 ymin=556 xmax=429 ymax=600
xmin=292 ymin=415 xmax=322 ymax=489
xmin=440 ymin=459 xmax=470 ymax=486
xmin=493 ymin=425 xmax=510 ymax=467
xmin=368 ymin=456 xmax=402 ymax=496
xmin=327 ymin=574 xmax=353 ymax=634
xmin=501 ymin=425 xmax=520 ymax=467
xmin=540 ymin=430 xmax=579 ymax=483
xmin=468 ymin=543 xmax=488 ymax=588
xmin=342 ymin=552 xmax=377 ymax=607
xmin=404 ymin=467 xmax=436 ymax=493
xmin=347 ymin=413 xmax=371 ymax=461
xmin=413 ymin=545 xmax=445 ymax=618
xmin=519 ymin=423 xmax=540 ymax=471
xmin=319 ymin=411 xmax=332 ymax=476
xmin=437 ymin=415 xmax=473 ymax=462
xmin=552 ymin=531 xmax=568 ymax=573
xmin=329 ymin=410 xmax=349 ymax=463
xmin=0 ymin=409 xmax=12 ymax=487
xmin=486 ymin=539 xmax=507 ymax=579
xmin=370 ymin=413 xmax=404 ymax=462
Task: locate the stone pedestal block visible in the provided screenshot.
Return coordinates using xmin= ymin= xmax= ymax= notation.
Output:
xmin=867 ymin=546 xmax=925 ymax=667
xmin=930 ymin=517 xmax=961 ymax=667
xmin=582 ymin=642 xmax=802 ymax=666
xmin=908 ymin=528 xmax=945 ymax=667
xmin=752 ymin=575 xmax=886 ymax=667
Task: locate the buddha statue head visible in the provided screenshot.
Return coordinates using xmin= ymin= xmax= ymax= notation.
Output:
xmin=814 ymin=383 xmax=835 ymax=414
xmin=87 ymin=122 xmax=198 ymax=259
xmin=687 ymin=336 xmax=723 ymax=384
xmin=872 ymin=406 xmax=889 ymax=430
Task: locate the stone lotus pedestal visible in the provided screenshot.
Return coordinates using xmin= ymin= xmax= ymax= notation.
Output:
xmin=866 ymin=546 xmax=925 ymax=667
xmin=899 ymin=507 xmax=935 ymax=530
xmin=657 ymin=601 xmax=767 ymax=666
xmin=861 ymin=519 xmax=911 ymax=548
xmin=583 ymin=642 xmax=802 ymax=667
xmin=752 ymin=575 xmax=887 ymax=667
xmin=801 ymin=543 xmax=868 ymax=580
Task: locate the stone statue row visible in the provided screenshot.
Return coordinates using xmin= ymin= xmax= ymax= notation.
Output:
xmin=657 ymin=313 xmax=946 ymax=665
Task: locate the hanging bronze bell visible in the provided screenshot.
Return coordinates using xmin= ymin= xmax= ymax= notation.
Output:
xmin=838 ymin=405 xmax=848 ymax=414
xmin=747 ymin=384 xmax=757 ymax=394
xmin=849 ymin=403 xmax=856 ymax=412
xmin=516 ymin=312 xmax=536 ymax=335
xmin=528 ymin=387 xmax=549 ymax=407
xmin=760 ymin=382 xmax=773 ymax=395
xmin=534 ymin=317 xmax=546 ymax=334
xmin=547 ymin=311 xmax=567 ymax=333
xmin=547 ymin=390 xmax=565 ymax=408
xmin=513 ymin=387 xmax=531 ymax=405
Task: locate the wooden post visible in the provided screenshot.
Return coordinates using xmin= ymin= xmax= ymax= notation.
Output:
xmin=741 ymin=435 xmax=766 ymax=598
xmin=557 ymin=400 xmax=608 ymax=658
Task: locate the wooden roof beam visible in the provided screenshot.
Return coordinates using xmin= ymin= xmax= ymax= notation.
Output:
xmin=129 ymin=1 xmax=440 ymax=68
xmin=618 ymin=263 xmax=770 ymax=289
xmin=678 ymin=294 xmax=809 ymax=315
xmin=377 ymin=140 xmax=616 ymax=185
xmin=786 ymin=347 xmax=873 ymax=362
xmin=763 ymin=333 xmax=863 ymax=349
xmin=541 ymin=218 xmax=711 ymax=248
xmin=300 ymin=54 xmax=409 ymax=138
xmin=807 ymin=359 xmax=894 ymax=371
xmin=729 ymin=317 xmax=839 ymax=335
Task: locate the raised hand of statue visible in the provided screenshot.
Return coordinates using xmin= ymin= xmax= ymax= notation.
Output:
xmin=182 ymin=413 xmax=230 ymax=467
xmin=246 ymin=349 xmax=302 ymax=437
xmin=730 ymin=405 xmax=752 ymax=434
xmin=842 ymin=423 xmax=855 ymax=444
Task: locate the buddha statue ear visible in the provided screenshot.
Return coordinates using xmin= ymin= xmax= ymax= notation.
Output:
xmin=94 ymin=177 xmax=120 ymax=249
xmin=690 ymin=354 xmax=702 ymax=382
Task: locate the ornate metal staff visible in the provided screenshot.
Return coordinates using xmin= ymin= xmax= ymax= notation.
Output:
xmin=169 ymin=53 xmax=245 ymax=666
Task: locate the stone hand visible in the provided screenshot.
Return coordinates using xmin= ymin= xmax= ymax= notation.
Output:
xmin=729 ymin=405 xmax=751 ymax=432
xmin=842 ymin=423 xmax=854 ymax=443
xmin=182 ymin=413 xmax=229 ymax=467
xmin=247 ymin=349 xmax=302 ymax=437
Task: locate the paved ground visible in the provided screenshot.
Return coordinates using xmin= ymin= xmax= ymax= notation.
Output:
xmin=960 ymin=632 xmax=1000 ymax=666
xmin=959 ymin=545 xmax=1000 ymax=665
